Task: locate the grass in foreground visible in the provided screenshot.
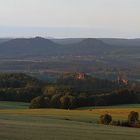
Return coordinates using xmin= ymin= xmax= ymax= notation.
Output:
xmin=0 ymin=102 xmax=140 ymax=140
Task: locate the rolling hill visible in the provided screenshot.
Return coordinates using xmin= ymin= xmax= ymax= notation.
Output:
xmin=0 ymin=37 xmax=139 ymax=59
xmin=0 ymin=38 xmax=11 ymax=44
xmin=0 ymin=37 xmax=112 ymax=58
xmin=0 ymin=37 xmax=139 ymax=80
xmin=0 ymin=37 xmax=61 ymax=58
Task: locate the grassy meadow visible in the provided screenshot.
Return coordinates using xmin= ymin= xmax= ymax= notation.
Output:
xmin=0 ymin=101 xmax=29 ymax=109
xmin=0 ymin=102 xmax=140 ymax=140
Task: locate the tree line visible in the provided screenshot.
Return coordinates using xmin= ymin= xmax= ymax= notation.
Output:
xmin=30 ymin=88 xmax=140 ymax=109
xmin=0 ymin=73 xmax=139 ymax=108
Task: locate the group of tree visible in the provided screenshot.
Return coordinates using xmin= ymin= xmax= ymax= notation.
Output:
xmin=30 ymin=94 xmax=77 ymax=109
xmin=99 ymin=111 xmax=140 ymax=128
xmin=30 ymin=87 xmax=139 ymax=109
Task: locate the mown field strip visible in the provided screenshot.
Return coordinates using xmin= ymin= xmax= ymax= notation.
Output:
xmin=0 ymin=102 xmax=140 ymax=140
xmin=0 ymin=108 xmax=140 ymax=121
xmin=0 ymin=112 xmax=140 ymax=140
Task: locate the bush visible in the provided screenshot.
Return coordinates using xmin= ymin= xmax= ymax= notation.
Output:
xmin=99 ymin=114 xmax=112 ymax=125
xmin=110 ymin=120 xmax=131 ymax=127
xmin=128 ymin=111 xmax=139 ymax=124
xmin=110 ymin=120 xmax=121 ymax=126
xmin=119 ymin=120 xmax=130 ymax=127
xmin=131 ymin=123 xmax=140 ymax=128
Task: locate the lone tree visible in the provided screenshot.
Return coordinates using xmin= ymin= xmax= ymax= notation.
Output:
xmin=128 ymin=111 xmax=139 ymax=124
xmin=100 ymin=114 xmax=112 ymax=125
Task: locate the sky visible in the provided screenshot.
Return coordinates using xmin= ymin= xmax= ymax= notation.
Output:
xmin=0 ymin=0 xmax=140 ymax=38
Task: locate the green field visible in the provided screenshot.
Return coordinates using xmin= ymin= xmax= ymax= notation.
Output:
xmin=0 ymin=102 xmax=140 ymax=140
xmin=0 ymin=101 xmax=29 ymax=109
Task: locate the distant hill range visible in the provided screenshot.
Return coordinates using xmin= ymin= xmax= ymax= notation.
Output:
xmin=52 ymin=38 xmax=140 ymax=47
xmin=0 ymin=37 xmax=139 ymax=59
xmin=0 ymin=37 xmax=112 ymax=58
xmin=0 ymin=37 xmax=139 ymax=77
xmin=0 ymin=38 xmax=12 ymax=44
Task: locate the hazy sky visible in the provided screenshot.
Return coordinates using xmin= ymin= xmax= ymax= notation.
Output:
xmin=0 ymin=0 xmax=140 ymax=38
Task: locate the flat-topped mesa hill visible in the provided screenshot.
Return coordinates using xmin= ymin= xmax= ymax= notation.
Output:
xmin=57 ymin=72 xmax=119 ymax=91
xmin=0 ymin=37 xmax=111 ymax=58
xmin=58 ymin=72 xmax=111 ymax=82
xmin=59 ymin=72 xmax=91 ymax=80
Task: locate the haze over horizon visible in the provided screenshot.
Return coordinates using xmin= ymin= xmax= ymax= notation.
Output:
xmin=0 ymin=0 xmax=140 ymax=38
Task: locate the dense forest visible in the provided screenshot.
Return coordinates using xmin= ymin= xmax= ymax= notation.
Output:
xmin=0 ymin=73 xmax=42 ymax=102
xmin=0 ymin=73 xmax=139 ymax=109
